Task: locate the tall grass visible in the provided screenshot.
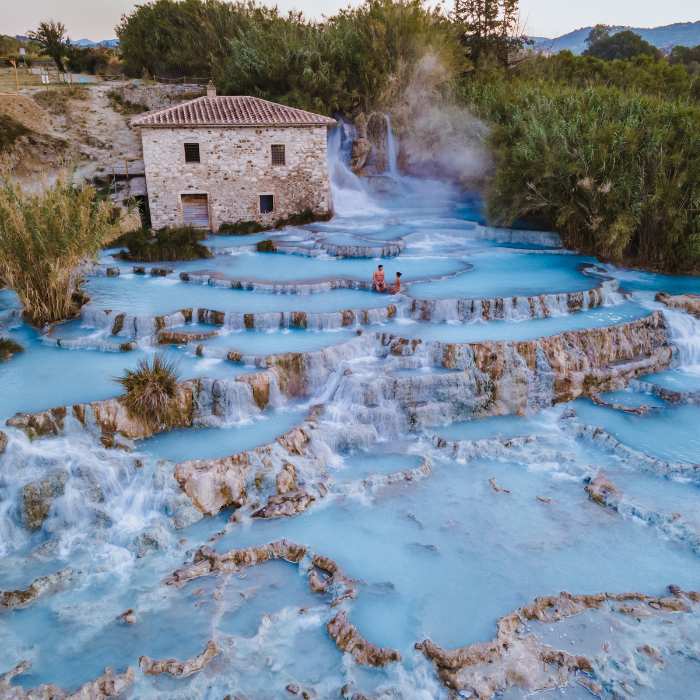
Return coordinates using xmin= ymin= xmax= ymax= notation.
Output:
xmin=0 ymin=179 xmax=121 ymax=326
xmin=462 ymin=79 xmax=700 ymax=272
xmin=116 ymin=355 xmax=179 ymax=427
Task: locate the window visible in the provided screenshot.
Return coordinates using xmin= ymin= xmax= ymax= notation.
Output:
xmin=184 ymin=143 xmax=200 ymax=163
xmin=271 ymin=144 xmax=285 ymax=166
xmin=259 ymin=194 xmax=274 ymax=214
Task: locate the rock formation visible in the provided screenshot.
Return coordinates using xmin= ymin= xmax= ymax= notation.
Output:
xmin=585 ymin=472 xmax=620 ymax=508
xmin=327 ymin=611 xmax=401 ymax=666
xmin=417 ymin=587 xmax=698 ymax=698
xmin=656 ymin=291 xmax=700 ymax=318
xmin=21 ymin=470 xmax=68 ymax=530
xmin=140 ymin=640 xmax=219 ymax=677
xmin=1 ymin=568 xmax=74 ymax=610
xmin=0 ymin=662 xmax=134 ymax=699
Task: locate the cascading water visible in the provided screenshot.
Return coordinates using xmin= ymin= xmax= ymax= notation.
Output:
xmin=327 ymin=120 xmax=386 ymax=217
xmin=385 ymin=114 xmax=399 ymax=177
xmin=662 ymin=307 xmax=700 ymax=373
xmin=1 ymin=115 xmax=700 ymax=699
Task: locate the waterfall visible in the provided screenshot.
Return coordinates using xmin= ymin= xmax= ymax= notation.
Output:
xmin=385 ymin=114 xmax=399 ymax=177
xmin=663 ymin=308 xmax=700 ymax=374
xmin=327 ymin=121 xmax=385 ymax=217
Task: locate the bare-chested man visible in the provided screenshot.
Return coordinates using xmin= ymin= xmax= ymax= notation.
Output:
xmin=372 ymin=264 xmax=386 ymax=292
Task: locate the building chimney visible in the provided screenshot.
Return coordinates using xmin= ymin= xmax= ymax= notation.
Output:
xmin=206 ymin=81 xmax=216 ymax=98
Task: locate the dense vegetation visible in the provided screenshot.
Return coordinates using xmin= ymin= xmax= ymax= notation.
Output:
xmin=0 ymin=180 xmax=121 ymax=326
xmin=117 ymin=0 xmax=461 ymax=112
xmin=114 ymin=226 xmax=212 ymax=262
xmin=463 ymin=79 xmax=700 ymax=271
xmin=583 ymin=26 xmax=660 ymax=61
xmin=26 ymin=1 xmax=699 ymax=273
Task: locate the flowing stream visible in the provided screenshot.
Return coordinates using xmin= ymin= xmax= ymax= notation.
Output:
xmin=1 ymin=128 xmax=700 ymax=699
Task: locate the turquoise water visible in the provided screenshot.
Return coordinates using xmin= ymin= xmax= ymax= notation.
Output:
xmin=407 ymin=250 xmax=597 ymax=299
xmin=84 ymin=276 xmax=394 ymax=315
xmin=139 ymin=409 xmax=308 ymax=462
xmin=1 ymin=139 xmax=700 ymax=699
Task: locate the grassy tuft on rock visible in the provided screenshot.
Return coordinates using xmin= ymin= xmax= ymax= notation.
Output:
xmin=0 ymin=114 xmax=31 ymax=152
xmin=0 ymin=337 xmax=24 ymax=361
xmin=116 ymin=355 xmax=179 ymax=426
xmin=256 ymin=239 xmax=277 ymax=252
xmin=115 ymin=226 xmax=213 ymax=262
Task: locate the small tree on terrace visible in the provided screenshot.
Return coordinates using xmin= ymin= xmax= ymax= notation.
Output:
xmin=28 ymin=20 xmax=69 ymax=71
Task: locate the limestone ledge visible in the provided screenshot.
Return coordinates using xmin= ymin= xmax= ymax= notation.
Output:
xmin=565 ymin=417 xmax=700 ymax=481
xmin=629 ymin=378 xmax=700 ymax=405
xmin=416 ymin=587 xmax=699 ymax=699
xmin=380 ymin=311 xmax=672 ymax=410
xmin=86 ymin=263 xmax=618 ymax=340
xmin=6 ymin=382 xmax=199 ymax=441
xmin=584 ymin=471 xmax=700 ymax=557
xmin=174 ymin=406 xmax=325 ymax=516
xmin=165 ymin=540 xmax=401 ymax=667
xmin=180 ymin=269 xmax=374 ymax=294
xmin=176 ymin=259 xmax=472 ymax=295
xmin=3 ymin=334 xmax=373 ymax=445
xmin=407 ymin=279 xmax=619 ymax=323
xmin=139 ymin=640 xmax=219 ymax=678
xmin=656 ymin=291 xmax=700 ymax=318
xmin=275 ymin=238 xmax=405 ymax=259
xmin=0 ymin=662 xmax=134 ymax=700
xmin=1 ymin=568 xmax=74 ymax=611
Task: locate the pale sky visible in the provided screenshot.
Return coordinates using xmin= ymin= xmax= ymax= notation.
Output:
xmin=3 ymin=0 xmax=699 ymax=41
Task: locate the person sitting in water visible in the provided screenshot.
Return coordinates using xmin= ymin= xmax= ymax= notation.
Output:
xmin=372 ymin=264 xmax=386 ymax=292
xmin=389 ymin=271 xmax=402 ymax=294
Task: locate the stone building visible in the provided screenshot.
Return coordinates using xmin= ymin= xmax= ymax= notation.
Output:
xmin=132 ymin=85 xmax=335 ymax=231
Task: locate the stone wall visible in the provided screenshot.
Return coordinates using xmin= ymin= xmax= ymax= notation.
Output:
xmin=140 ymin=125 xmax=333 ymax=231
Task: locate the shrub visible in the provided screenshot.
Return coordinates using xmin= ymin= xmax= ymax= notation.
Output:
xmin=116 ymin=355 xmax=179 ymax=427
xmin=275 ymin=208 xmax=332 ymax=228
xmin=0 ymin=337 xmax=23 ymax=361
xmin=34 ymin=86 xmax=89 ymax=115
xmin=107 ymin=89 xmax=148 ymax=115
xmin=0 ymin=115 xmax=30 ymax=153
xmin=218 ymin=220 xmax=267 ymax=235
xmin=115 ymin=226 xmax=213 ymax=261
xmin=218 ymin=210 xmax=332 ymax=235
xmin=256 ymin=239 xmax=277 ymax=252
xmin=0 ymin=179 xmax=121 ymax=326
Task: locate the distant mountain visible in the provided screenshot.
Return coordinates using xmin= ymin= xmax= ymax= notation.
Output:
xmin=531 ymin=21 xmax=700 ymax=55
xmin=72 ymin=38 xmax=119 ymax=48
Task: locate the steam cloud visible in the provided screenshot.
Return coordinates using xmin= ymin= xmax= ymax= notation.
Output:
xmin=390 ymin=52 xmax=492 ymax=186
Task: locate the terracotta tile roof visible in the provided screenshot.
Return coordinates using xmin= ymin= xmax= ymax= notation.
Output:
xmin=131 ymin=96 xmax=336 ymax=128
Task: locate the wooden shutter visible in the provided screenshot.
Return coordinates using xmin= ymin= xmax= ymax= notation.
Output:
xmin=181 ymin=194 xmax=210 ymax=229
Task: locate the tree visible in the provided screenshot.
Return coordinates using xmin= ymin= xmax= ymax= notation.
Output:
xmin=453 ymin=0 xmax=526 ymax=67
xmin=585 ymin=24 xmax=610 ymax=49
xmin=28 ymin=20 xmax=69 ymax=71
xmin=584 ymin=29 xmax=660 ymax=61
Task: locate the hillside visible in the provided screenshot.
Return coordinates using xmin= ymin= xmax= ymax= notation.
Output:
xmin=531 ymin=20 xmax=700 ymax=54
